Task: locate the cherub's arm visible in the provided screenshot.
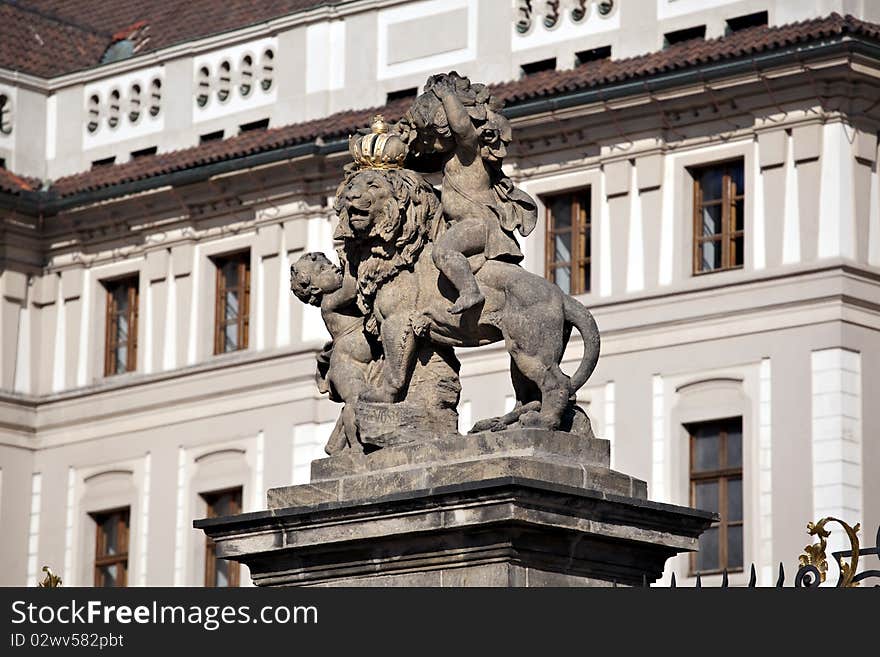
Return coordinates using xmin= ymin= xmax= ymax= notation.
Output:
xmin=434 ymin=87 xmax=479 ymax=155
xmin=321 ymin=268 xmax=358 ymax=313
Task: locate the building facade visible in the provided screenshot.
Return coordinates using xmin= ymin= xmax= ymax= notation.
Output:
xmin=0 ymin=0 xmax=878 ymax=587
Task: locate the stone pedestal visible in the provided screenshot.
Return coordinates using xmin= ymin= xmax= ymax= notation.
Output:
xmin=196 ymin=430 xmax=714 ymax=586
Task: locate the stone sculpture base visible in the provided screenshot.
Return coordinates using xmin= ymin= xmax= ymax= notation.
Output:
xmin=196 ymin=430 xmax=714 ymax=586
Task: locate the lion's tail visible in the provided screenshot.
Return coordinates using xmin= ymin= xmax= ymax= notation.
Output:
xmin=563 ymin=295 xmax=600 ymax=393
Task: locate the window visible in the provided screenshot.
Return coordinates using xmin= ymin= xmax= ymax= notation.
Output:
xmin=92 ymin=156 xmax=116 ymax=168
xmin=688 ymin=417 xmax=743 ymax=574
xmin=213 ymin=251 xmax=250 ymax=354
xmin=691 ymin=159 xmax=744 ymax=274
xmin=238 ymin=118 xmax=269 ymax=134
xmin=726 ymin=11 xmax=768 ymax=34
xmin=202 ymin=488 xmax=242 ymax=587
xmin=103 ymin=275 xmax=139 ymax=375
xmin=131 ymin=146 xmax=157 ymax=159
xmin=543 ymin=189 xmax=591 ymax=295
xmin=92 ymin=508 xmax=130 ymax=587
xmin=521 ymin=57 xmax=556 ymax=76
xmin=576 ymin=46 xmax=611 ymax=66
xmin=664 ymin=25 xmax=706 ymax=47
xmin=386 ymin=88 xmax=417 ymax=104
xmin=200 ymin=130 xmax=224 ymax=143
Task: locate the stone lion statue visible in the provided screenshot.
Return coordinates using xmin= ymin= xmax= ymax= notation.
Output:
xmin=334 ymin=166 xmax=601 ymax=432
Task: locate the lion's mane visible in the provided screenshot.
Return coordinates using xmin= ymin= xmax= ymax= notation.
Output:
xmin=334 ymin=168 xmax=442 ymax=333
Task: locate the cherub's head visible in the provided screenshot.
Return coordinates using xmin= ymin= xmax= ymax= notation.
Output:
xmin=403 ymin=71 xmax=509 ymax=161
xmin=290 ymin=252 xmax=343 ymax=306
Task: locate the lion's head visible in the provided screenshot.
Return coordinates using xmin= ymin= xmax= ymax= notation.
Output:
xmin=333 ymin=168 xmax=441 ymax=326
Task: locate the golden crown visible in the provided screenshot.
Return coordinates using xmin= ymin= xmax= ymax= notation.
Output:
xmin=348 ymin=115 xmax=407 ymax=169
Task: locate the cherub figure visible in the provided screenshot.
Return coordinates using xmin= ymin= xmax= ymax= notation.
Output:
xmin=402 ymin=72 xmax=537 ymax=314
xmin=290 ymin=251 xmax=380 ymax=454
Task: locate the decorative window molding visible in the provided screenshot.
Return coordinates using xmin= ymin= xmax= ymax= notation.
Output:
xmin=260 ymin=48 xmax=274 ymax=91
xmin=217 ymin=60 xmax=232 ymax=103
xmin=0 ymin=93 xmax=11 ymax=135
xmin=108 ymin=89 xmax=121 ymax=129
xmin=515 ymin=0 xmax=615 ymax=35
xmin=197 ymin=66 xmax=211 ymax=107
xmin=239 ymin=55 xmax=253 ymax=97
xmin=128 ymin=83 xmax=141 ymax=123
xmin=148 ymin=78 xmax=161 ymax=117
xmin=83 ymin=75 xmax=162 ymax=135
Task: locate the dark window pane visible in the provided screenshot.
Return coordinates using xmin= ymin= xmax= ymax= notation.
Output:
xmin=700 ymin=169 xmax=724 ymax=201
xmin=99 ymin=564 xmax=119 ymax=587
xmin=728 ymin=478 xmax=743 ymax=522
xmin=726 ymin=424 xmax=742 ymax=468
xmin=696 ymin=526 xmax=719 ymax=572
xmin=554 ymin=231 xmax=572 ymax=264
xmin=693 ymin=429 xmax=720 ymax=471
xmin=694 ymin=480 xmax=719 ymax=513
xmin=730 ymin=165 xmax=744 ymax=196
xmin=701 ymin=204 xmax=722 ymax=236
xmin=553 ymin=267 xmax=571 ymax=295
xmin=728 ymin=524 xmax=743 ymax=569
xmin=102 ymin=516 xmax=119 ymax=555
xmin=549 ymin=196 xmax=572 ymax=230
xmin=223 ymin=261 xmax=239 ymax=287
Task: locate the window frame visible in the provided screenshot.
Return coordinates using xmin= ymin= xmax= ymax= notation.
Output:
xmin=201 ymin=488 xmax=242 ymax=587
xmin=91 ymin=507 xmax=130 ymax=587
xmin=687 ymin=417 xmax=744 ymax=576
xmin=213 ymin=251 xmax=251 ymax=355
xmin=691 ymin=159 xmax=745 ymax=275
xmin=543 ymin=188 xmax=591 ymax=295
xmin=103 ymin=274 xmax=139 ymax=376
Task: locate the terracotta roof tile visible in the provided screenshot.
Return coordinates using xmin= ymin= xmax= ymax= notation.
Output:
xmin=0 ymin=0 xmax=341 ymax=78
xmin=23 ymin=13 xmax=880 ymax=201
xmin=0 ymin=166 xmax=39 ymax=195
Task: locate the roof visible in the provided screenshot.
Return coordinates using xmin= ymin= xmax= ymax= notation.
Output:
xmin=0 ymin=166 xmax=38 ymax=196
xmin=5 ymin=12 xmax=880 ymax=205
xmin=0 ymin=0 xmax=340 ymax=78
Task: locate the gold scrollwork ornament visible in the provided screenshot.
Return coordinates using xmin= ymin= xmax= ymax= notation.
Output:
xmin=798 ymin=517 xmax=861 ymax=587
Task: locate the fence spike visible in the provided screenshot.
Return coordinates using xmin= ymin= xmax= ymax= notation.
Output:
xmin=695 ymin=573 xmax=702 ymax=588
xmin=670 ymin=572 xmax=676 ymax=588
xmin=748 ymin=563 xmax=757 ymax=587
xmin=722 ymin=570 xmax=729 ymax=588
xmin=776 ymin=562 xmax=785 ymax=588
